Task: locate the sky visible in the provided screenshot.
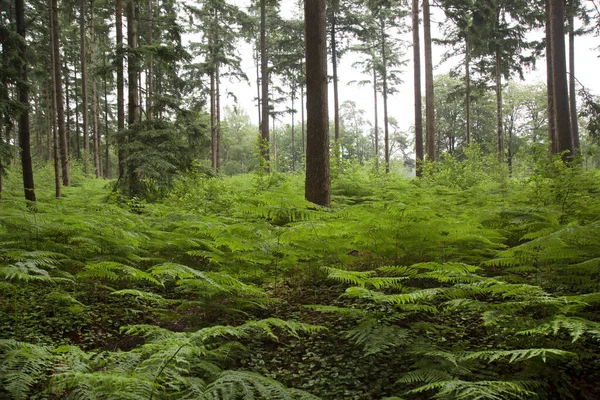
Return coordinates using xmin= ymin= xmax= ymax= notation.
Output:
xmin=216 ymin=1 xmax=600 ymax=135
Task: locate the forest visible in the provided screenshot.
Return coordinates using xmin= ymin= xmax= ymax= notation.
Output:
xmin=1 ymin=0 xmax=600 ymax=399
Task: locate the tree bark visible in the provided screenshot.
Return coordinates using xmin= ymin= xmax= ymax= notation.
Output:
xmin=80 ymin=0 xmax=89 ymax=172
xmin=16 ymin=0 xmax=36 ymax=202
xmin=49 ymin=9 xmax=61 ymax=199
xmin=116 ymin=0 xmax=126 ymax=180
xmin=331 ymin=11 xmax=340 ymax=163
xmin=381 ymin=18 xmax=390 ymax=173
xmin=304 ymin=0 xmax=330 ymax=207
xmin=90 ymin=0 xmax=101 ymax=177
xmin=545 ymin=0 xmax=557 ymax=153
xmin=104 ymin=54 xmax=110 ymax=178
xmin=260 ymin=0 xmax=270 ymax=170
xmin=568 ymin=7 xmax=579 ymax=151
xmin=74 ymin=67 xmax=81 ymax=159
xmin=146 ymin=0 xmax=153 ymax=120
xmin=52 ymin=0 xmax=70 ymax=186
xmin=549 ymin=0 xmax=573 ymax=158
xmin=412 ymin=0 xmax=423 ymax=175
xmin=423 ymin=0 xmax=435 ymax=161
xmin=372 ymin=58 xmax=378 ymax=168
xmin=495 ymin=48 xmax=504 ymax=156
xmin=465 ymin=37 xmax=471 ymax=146
xmin=127 ymin=0 xmax=139 ymax=194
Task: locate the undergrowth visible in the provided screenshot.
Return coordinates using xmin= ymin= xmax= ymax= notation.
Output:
xmin=1 ymin=157 xmax=599 ymax=399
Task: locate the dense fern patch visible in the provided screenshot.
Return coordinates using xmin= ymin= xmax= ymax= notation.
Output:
xmin=1 ymin=161 xmax=599 ymax=399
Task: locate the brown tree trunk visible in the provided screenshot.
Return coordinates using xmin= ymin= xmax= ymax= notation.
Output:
xmin=260 ymin=0 xmax=270 ymax=170
xmin=16 ymin=0 xmax=36 ymax=202
xmin=301 ymin=75 xmax=305 ymax=156
xmin=127 ymin=0 xmax=139 ymax=195
xmin=210 ymin=69 xmax=217 ymax=169
xmin=90 ymin=0 xmax=101 ymax=177
xmin=423 ymin=0 xmax=435 ymax=161
xmin=465 ymin=38 xmax=471 ymax=145
xmin=146 ymin=0 xmax=153 ymax=120
xmin=291 ymin=88 xmax=296 ymax=171
xmin=80 ymin=0 xmax=90 ymax=172
xmin=116 ymin=0 xmax=126 ymax=180
xmin=304 ymin=0 xmax=330 ymax=207
xmin=412 ymin=0 xmax=423 ymax=175
xmin=64 ymin=62 xmax=71 ymax=159
xmin=373 ymin=59 xmax=378 ymax=168
xmin=568 ymin=7 xmax=579 ymax=151
xmin=74 ymin=68 xmax=81 ymax=159
xmin=331 ymin=12 xmax=340 ymax=164
xmin=216 ymin=63 xmax=221 ymax=170
xmin=104 ymin=54 xmax=110 ymax=178
xmin=46 ymin=86 xmax=52 ymax=161
xmin=549 ymin=0 xmax=573 ymax=158
xmin=545 ymin=0 xmax=557 ymax=153
xmin=381 ymin=19 xmax=390 ymax=174
xmin=52 ymin=0 xmax=70 ymax=186
xmin=495 ymin=48 xmax=504 ymax=156
xmin=49 ymin=10 xmax=61 ymax=199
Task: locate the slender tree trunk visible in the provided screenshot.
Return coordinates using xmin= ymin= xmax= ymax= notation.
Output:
xmin=256 ymin=46 xmax=261 ymax=125
xmin=146 ymin=0 xmax=153 ymax=120
xmin=74 ymin=68 xmax=81 ymax=159
xmin=46 ymin=86 xmax=51 ymax=161
xmin=304 ymin=0 xmax=330 ymax=207
xmin=381 ymin=19 xmax=390 ymax=174
xmin=80 ymin=0 xmax=90 ymax=172
xmin=16 ymin=0 xmax=36 ymax=202
xmin=64 ymin=61 xmax=71 ymax=159
xmin=49 ymin=11 xmax=61 ymax=199
xmin=291 ymin=91 xmax=296 ymax=171
xmin=545 ymin=0 xmax=557 ymax=153
xmin=52 ymin=0 xmax=70 ymax=186
xmin=465 ymin=38 xmax=471 ymax=146
xmin=301 ymin=77 xmax=305 ymax=156
xmin=568 ymin=7 xmax=579 ymax=151
xmin=90 ymin=0 xmax=101 ymax=177
xmin=127 ymin=0 xmax=139 ymax=195
xmin=331 ymin=12 xmax=340 ymax=164
xmin=412 ymin=0 xmax=423 ymax=175
xmin=116 ymin=0 xmax=126 ymax=180
xmin=549 ymin=0 xmax=573 ymax=158
xmin=495 ymin=48 xmax=504 ymax=156
xmin=423 ymin=0 xmax=435 ymax=161
xmin=216 ymin=63 xmax=221 ymax=170
xmin=210 ymin=69 xmax=217 ymax=169
xmin=260 ymin=0 xmax=270 ymax=169
xmin=372 ymin=59 xmax=378 ymax=167
xmin=104 ymin=54 xmax=110 ymax=178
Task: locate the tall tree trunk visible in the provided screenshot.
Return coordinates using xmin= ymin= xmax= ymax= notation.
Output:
xmin=216 ymin=63 xmax=221 ymax=170
xmin=49 ymin=11 xmax=61 ymax=199
xmin=127 ymin=0 xmax=139 ymax=195
xmin=291 ymin=88 xmax=295 ymax=171
xmin=146 ymin=0 xmax=153 ymax=120
xmin=260 ymin=0 xmax=270 ymax=170
xmin=495 ymin=48 xmax=504 ymax=156
xmin=465 ymin=38 xmax=471 ymax=145
xmin=568 ymin=6 xmax=579 ymax=151
xmin=549 ymin=0 xmax=573 ymax=158
xmin=16 ymin=0 xmax=36 ymax=202
xmin=423 ymin=0 xmax=435 ymax=161
xmin=74 ymin=68 xmax=81 ymax=159
xmin=90 ymin=0 xmax=101 ymax=177
xmin=116 ymin=0 xmax=126 ymax=180
xmin=412 ymin=0 xmax=423 ymax=175
xmin=64 ymin=62 xmax=71 ymax=159
xmin=255 ymin=46 xmax=261 ymax=125
xmin=304 ymin=0 xmax=330 ymax=207
xmin=104 ymin=54 xmax=110 ymax=178
xmin=372 ymin=59 xmax=378 ymax=167
xmin=381 ymin=18 xmax=390 ymax=174
xmin=46 ymin=86 xmax=52 ymax=161
xmin=52 ymin=0 xmax=70 ymax=186
xmin=331 ymin=11 xmax=340 ymax=164
xmin=210 ymin=69 xmax=217 ymax=169
xmin=80 ymin=0 xmax=90 ymax=172
xmin=301 ymin=75 xmax=305 ymax=156
xmin=545 ymin=0 xmax=557 ymax=153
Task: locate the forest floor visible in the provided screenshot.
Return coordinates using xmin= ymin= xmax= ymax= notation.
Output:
xmin=1 ymin=160 xmax=600 ymax=399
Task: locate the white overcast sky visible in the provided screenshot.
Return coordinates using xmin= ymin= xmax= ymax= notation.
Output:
xmin=217 ymin=1 xmax=600 ymax=133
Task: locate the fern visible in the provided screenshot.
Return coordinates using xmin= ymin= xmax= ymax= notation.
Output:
xmin=0 ymin=340 xmax=54 ymax=399
xmin=344 ymin=319 xmax=410 ymax=356
xmin=517 ymin=315 xmax=600 ymax=342
xmin=77 ymin=262 xmax=163 ymax=286
xmin=405 ymin=379 xmax=539 ymax=399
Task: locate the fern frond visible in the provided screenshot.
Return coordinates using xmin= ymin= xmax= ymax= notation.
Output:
xmin=202 ymin=370 xmax=293 ymax=400
xmin=406 ymin=379 xmax=539 ymax=399
xmin=517 ymin=315 xmax=600 ymax=342
xmin=50 ymin=371 xmax=156 ymax=400
xmin=325 ymin=266 xmax=406 ymax=289
xmin=397 ymin=368 xmax=453 ymax=384
xmin=111 ymin=289 xmax=167 ymax=303
xmin=0 ymin=261 xmax=53 ymax=282
xmin=0 ymin=339 xmax=54 ymax=399
xmin=240 ymin=318 xmax=326 ymax=341
xmin=460 ymin=348 xmax=576 ymax=363
xmin=303 ymin=304 xmax=367 ymax=318
xmin=77 ymin=262 xmax=163 ymax=286
xmin=344 ymin=319 xmax=410 ymax=356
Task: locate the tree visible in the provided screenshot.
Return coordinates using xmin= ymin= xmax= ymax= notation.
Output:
xmin=16 ymin=0 xmax=36 ymax=202
xmin=549 ymin=0 xmax=572 ymax=158
xmin=304 ymin=0 xmax=330 ymax=207
xmin=51 ymin=0 xmax=70 ymax=186
xmin=423 ymin=0 xmax=435 ymax=161
xmin=116 ymin=0 xmax=126 ymax=181
xmin=260 ymin=0 xmax=270 ymax=170
xmin=412 ymin=0 xmax=424 ymax=175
